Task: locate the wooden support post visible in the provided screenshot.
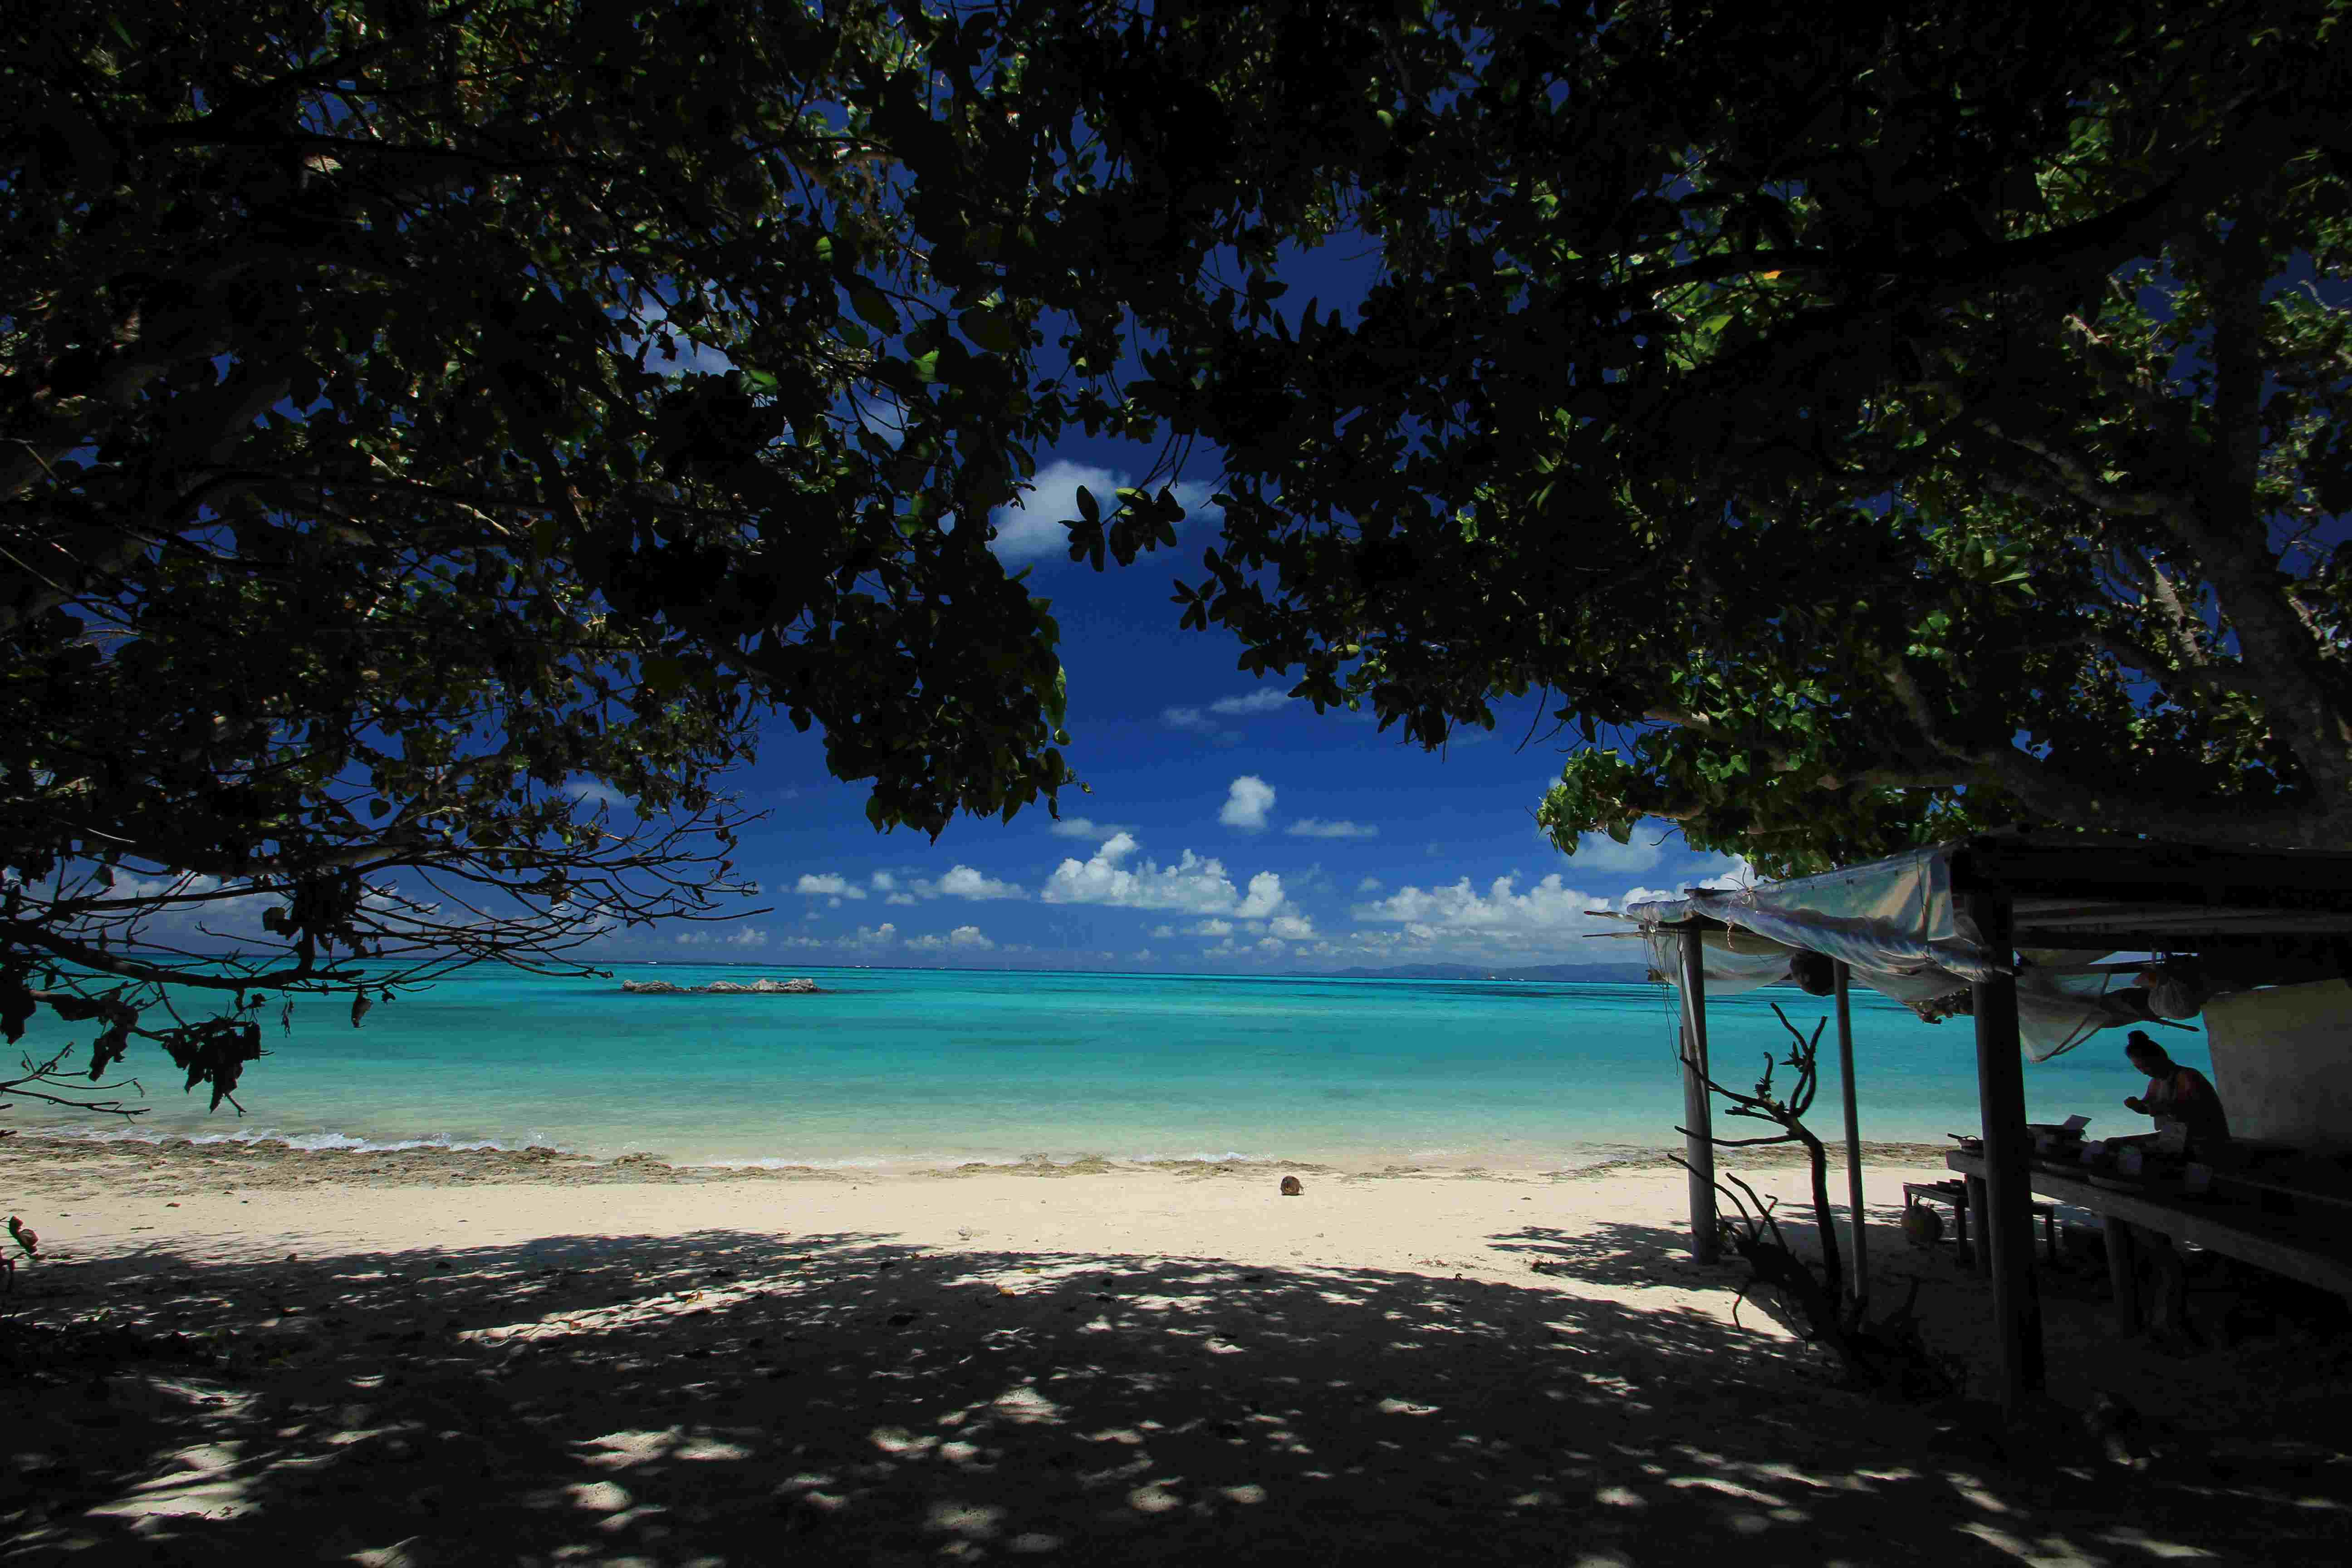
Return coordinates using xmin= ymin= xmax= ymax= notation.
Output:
xmin=1677 ymin=926 xmax=1719 ymax=1264
xmin=2105 ymin=1219 xmax=2141 ymax=1334
xmin=1966 ymin=889 xmax=2047 ymax=1416
xmin=1969 ymin=1176 xmax=1991 ymax=1278
xmin=1835 ymin=961 xmax=1868 ymax=1312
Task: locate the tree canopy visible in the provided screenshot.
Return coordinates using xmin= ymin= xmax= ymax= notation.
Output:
xmin=8 ymin=0 xmax=2352 ymax=1115
xmin=1102 ymin=0 xmax=2352 ymax=874
xmin=0 ymin=0 xmax=1194 ymax=1107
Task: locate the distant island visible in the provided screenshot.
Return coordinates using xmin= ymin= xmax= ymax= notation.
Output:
xmin=620 ymin=977 xmax=827 ymax=995
xmin=1289 ymin=962 xmax=1660 ymax=985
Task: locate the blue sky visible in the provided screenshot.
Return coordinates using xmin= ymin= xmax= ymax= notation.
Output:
xmin=585 ymin=446 xmax=1748 ymax=972
xmin=583 ymin=236 xmax=1755 ymax=973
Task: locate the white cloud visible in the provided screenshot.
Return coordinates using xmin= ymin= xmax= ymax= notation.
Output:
xmin=929 ymin=865 xmax=1026 ymax=901
xmin=1354 ymin=873 xmax=1617 ymax=948
xmin=1161 ymin=705 xmax=1234 ymax=741
xmin=1209 ymin=688 xmax=1291 ymax=716
xmin=1267 ymin=914 xmax=1316 ymax=940
xmin=1235 ymin=871 xmax=1284 ymax=919
xmin=1219 ymin=776 xmax=1276 ymax=832
xmin=1690 ymin=856 xmax=1757 ymax=890
xmin=987 ymin=459 xmax=1121 ymax=564
xmin=847 ymin=923 xmax=900 ymax=949
xmin=1042 ymin=833 xmax=1287 ymax=918
xmin=565 ymin=779 xmax=627 ymax=809
xmin=906 ymin=924 xmax=996 ymax=952
xmin=794 ymin=873 xmax=865 ymax=900
xmin=1561 ymin=830 xmax=1666 ymax=876
xmin=631 ymin=293 xmax=736 ymax=377
xmin=1287 ymin=818 xmax=1377 ymax=840
xmin=1049 ymin=816 xmax=1123 ymax=839
xmin=1151 ymin=924 xmax=1176 ymax=939
xmin=671 ymin=924 xmax=771 ymax=947
xmin=1356 ymin=876 xmax=1384 ymax=894
xmin=868 ymin=871 xmax=921 ymax=906
xmin=1193 ymin=918 xmax=1234 ymax=937
xmin=863 ymin=865 xmax=1029 ymax=902
xmin=1620 ymin=859 xmax=1755 ymax=909
xmin=1166 ymin=687 xmax=1289 ymax=744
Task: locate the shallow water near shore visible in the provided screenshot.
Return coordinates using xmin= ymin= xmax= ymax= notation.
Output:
xmin=7 ymin=965 xmax=2190 ymax=1168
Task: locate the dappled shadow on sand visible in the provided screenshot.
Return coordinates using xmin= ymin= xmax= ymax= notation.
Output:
xmin=6 ymin=1219 xmax=2350 ymax=1566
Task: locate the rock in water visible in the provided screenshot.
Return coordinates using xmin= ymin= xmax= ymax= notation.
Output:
xmin=621 ymin=977 xmax=822 ymax=995
xmin=1279 ymin=1176 xmax=1304 ymax=1197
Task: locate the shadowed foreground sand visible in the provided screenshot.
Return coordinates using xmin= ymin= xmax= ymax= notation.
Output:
xmin=5 ymin=1147 xmax=2350 ymax=1566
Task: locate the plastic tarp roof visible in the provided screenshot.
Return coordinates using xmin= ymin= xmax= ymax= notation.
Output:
xmin=1627 ymin=845 xmax=1997 ymax=980
xmin=1624 ymin=847 xmax=2193 ymax=1061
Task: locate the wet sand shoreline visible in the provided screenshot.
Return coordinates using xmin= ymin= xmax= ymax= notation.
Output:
xmin=0 ymin=1129 xmax=1955 ymax=1194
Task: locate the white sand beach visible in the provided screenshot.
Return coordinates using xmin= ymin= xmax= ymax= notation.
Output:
xmin=5 ymin=1137 xmax=2350 ymax=1565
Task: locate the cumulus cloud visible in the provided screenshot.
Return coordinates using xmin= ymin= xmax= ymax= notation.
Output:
xmin=1286 ymin=818 xmax=1377 ymax=840
xmin=846 ymin=923 xmax=900 ymax=949
xmin=1559 ymin=830 xmax=1667 ymax=876
xmin=1042 ymin=833 xmax=1286 ymax=918
xmin=1235 ymin=871 xmax=1284 ymax=919
xmin=1267 ymin=914 xmax=1316 ymax=940
xmin=1354 ymin=873 xmax=1617 ymax=947
xmin=1193 ymin=918 xmax=1234 ymax=937
xmin=860 ymin=866 xmax=1026 ymax=902
xmin=986 ymin=459 xmax=1120 ymax=564
xmin=1620 ymin=859 xmax=1755 ymax=910
xmin=906 ymin=924 xmax=996 ymax=952
xmin=1356 ymin=876 xmax=1384 ymax=894
xmin=794 ymin=873 xmax=866 ymax=900
xmin=1049 ymin=816 xmax=1123 ymax=840
xmin=868 ymin=871 xmax=921 ymax=906
xmin=986 ymin=462 xmax=1222 ymax=567
xmin=1219 ymin=776 xmax=1276 ymax=832
xmin=928 ymin=865 xmax=1026 ymax=901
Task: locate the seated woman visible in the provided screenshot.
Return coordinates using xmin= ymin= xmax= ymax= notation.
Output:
xmin=2120 ymin=1030 xmax=2230 ymax=1157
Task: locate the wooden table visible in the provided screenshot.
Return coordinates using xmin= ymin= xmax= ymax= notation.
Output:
xmin=1946 ymin=1150 xmax=2352 ymax=1331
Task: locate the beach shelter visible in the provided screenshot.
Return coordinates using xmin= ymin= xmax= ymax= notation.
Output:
xmin=1620 ymin=832 xmax=2352 ymax=1418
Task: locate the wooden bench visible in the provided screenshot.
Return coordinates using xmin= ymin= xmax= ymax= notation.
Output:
xmin=1903 ymin=1179 xmax=2058 ymax=1262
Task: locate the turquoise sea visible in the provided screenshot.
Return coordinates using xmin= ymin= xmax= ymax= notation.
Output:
xmin=6 ymin=965 xmax=2201 ymax=1169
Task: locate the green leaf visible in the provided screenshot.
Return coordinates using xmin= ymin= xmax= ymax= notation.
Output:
xmin=852 ymin=289 xmax=897 ymax=333
xmin=640 ymin=656 xmax=687 ymax=696
xmin=960 ymin=309 xmax=1018 ymax=353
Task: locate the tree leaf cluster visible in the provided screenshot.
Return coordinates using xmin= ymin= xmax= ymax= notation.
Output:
xmin=1100 ymin=0 xmax=2352 ymax=873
